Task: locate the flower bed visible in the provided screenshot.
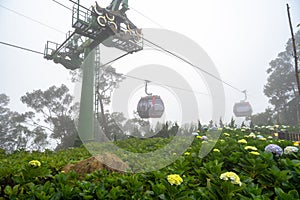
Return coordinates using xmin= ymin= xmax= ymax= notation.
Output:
xmin=0 ymin=127 xmax=299 ymax=199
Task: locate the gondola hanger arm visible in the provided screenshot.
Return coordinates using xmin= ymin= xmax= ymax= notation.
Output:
xmin=242 ymin=90 xmax=247 ymax=101
xmin=145 ymin=80 xmax=152 ymax=96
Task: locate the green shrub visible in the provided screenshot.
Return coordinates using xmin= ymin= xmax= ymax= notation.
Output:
xmin=0 ymin=127 xmax=299 ymax=199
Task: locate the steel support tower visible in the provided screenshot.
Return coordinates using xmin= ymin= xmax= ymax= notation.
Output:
xmin=44 ymin=0 xmax=143 ymax=142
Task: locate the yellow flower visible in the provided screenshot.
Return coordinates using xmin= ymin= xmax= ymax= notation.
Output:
xmin=244 ymin=146 xmax=258 ymax=151
xmin=213 ymin=148 xmax=220 ymax=152
xmin=294 ymin=141 xmax=300 ymax=146
xmin=196 ymin=136 xmax=202 ymax=139
xmin=259 ymin=138 xmax=266 ymax=141
xmin=220 ymin=172 xmax=242 ymax=186
xmin=249 ymin=151 xmax=260 ymax=155
xmin=29 ymin=160 xmax=41 ymax=167
xmin=167 ymin=174 xmax=183 ymax=186
xmin=238 ymin=139 xmax=247 ymax=144
xmin=241 ymin=129 xmax=245 ymax=132
xmin=274 ymin=133 xmax=279 ymax=137
xmin=202 ymin=141 xmax=208 ymax=144
xmin=267 ymin=136 xmax=273 ymax=139
xmin=184 ymin=152 xmax=190 ymax=156
xmin=248 ymin=132 xmax=256 ymax=138
xmin=223 ymin=133 xmax=230 ymax=137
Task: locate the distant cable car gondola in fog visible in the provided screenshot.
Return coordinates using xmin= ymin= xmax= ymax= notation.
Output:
xmin=233 ymin=90 xmax=253 ymax=117
xmin=137 ymin=81 xmax=165 ymax=118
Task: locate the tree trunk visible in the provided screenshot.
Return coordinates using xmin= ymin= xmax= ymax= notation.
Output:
xmin=292 ymin=87 xmax=300 ymax=125
xmin=99 ymin=96 xmax=110 ymax=138
xmin=297 ymin=96 xmax=300 ymax=126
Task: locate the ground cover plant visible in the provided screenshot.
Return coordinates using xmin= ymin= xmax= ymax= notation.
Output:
xmin=0 ymin=125 xmax=300 ymax=199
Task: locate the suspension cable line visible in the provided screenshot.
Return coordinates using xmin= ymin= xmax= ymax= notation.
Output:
xmin=52 ymin=0 xmax=72 ymax=11
xmin=0 ymin=3 xmax=65 ymax=34
xmin=124 ymin=74 xmax=209 ymax=96
xmin=46 ymin=0 xmax=253 ymax=95
xmin=120 ymin=2 xmax=248 ymax=95
xmin=98 ymin=52 xmax=209 ymax=96
xmin=2 ymin=1 xmax=246 ymax=97
xmin=0 ymin=37 xmax=209 ymax=96
xmin=0 ymin=41 xmax=44 ymax=55
xmin=143 ymin=38 xmax=244 ymax=93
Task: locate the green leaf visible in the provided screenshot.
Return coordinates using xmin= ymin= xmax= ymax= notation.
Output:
xmin=12 ymin=185 xmax=19 ymax=195
xmin=287 ymin=190 xmax=299 ymax=199
xmin=108 ymin=186 xmax=123 ymax=199
xmin=83 ymin=195 xmax=94 ymax=200
xmin=158 ymin=194 xmax=167 ymax=200
xmin=4 ymin=185 xmax=12 ymax=195
xmin=275 ymin=188 xmax=289 ymax=199
xmin=275 ymin=188 xmax=299 ymax=200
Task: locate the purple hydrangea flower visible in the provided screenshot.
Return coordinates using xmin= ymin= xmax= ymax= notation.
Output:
xmin=201 ymin=136 xmax=208 ymax=141
xmin=264 ymin=144 xmax=283 ymax=156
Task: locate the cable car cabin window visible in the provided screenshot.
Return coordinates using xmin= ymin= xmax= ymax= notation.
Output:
xmin=235 ymin=105 xmax=250 ymax=112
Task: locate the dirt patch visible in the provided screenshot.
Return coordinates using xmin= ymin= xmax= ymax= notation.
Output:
xmin=62 ymin=152 xmax=129 ymax=176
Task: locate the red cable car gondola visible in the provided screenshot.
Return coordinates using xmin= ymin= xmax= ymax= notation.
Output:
xmin=137 ymin=81 xmax=165 ymax=119
xmin=137 ymin=95 xmax=164 ymax=118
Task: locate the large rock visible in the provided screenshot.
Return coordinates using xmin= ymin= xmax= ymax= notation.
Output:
xmin=62 ymin=152 xmax=129 ymax=176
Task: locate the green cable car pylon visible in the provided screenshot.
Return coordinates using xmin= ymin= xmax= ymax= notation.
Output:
xmin=44 ymin=0 xmax=143 ymax=142
xmin=78 ymin=46 xmax=95 ymax=142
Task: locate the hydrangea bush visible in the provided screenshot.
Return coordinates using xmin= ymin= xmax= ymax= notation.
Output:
xmin=265 ymin=144 xmax=283 ymax=156
xmin=0 ymin=126 xmax=299 ymax=199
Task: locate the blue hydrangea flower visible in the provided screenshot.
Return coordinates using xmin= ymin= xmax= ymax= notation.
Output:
xmin=264 ymin=144 xmax=283 ymax=156
xmin=209 ymin=126 xmax=217 ymax=131
xmin=256 ymin=135 xmax=263 ymax=139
